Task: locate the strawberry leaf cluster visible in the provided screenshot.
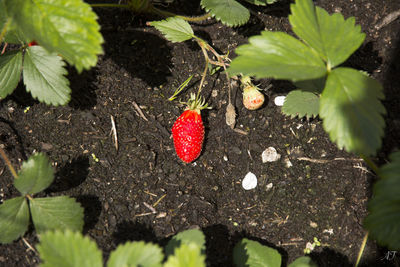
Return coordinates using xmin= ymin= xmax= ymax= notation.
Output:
xmin=37 ymin=228 xmax=316 ymax=267
xmin=0 ymin=153 xmax=84 ymax=244
xmin=0 ymin=0 xmax=103 ymax=106
xmin=229 ymin=0 xmax=385 ymax=157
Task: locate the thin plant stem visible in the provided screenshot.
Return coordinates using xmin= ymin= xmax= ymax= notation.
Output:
xmin=355 ymin=231 xmax=369 ymax=267
xmin=196 ymin=50 xmax=209 ymax=102
xmin=361 ymin=155 xmax=379 ymax=174
xmin=91 ymin=3 xmax=129 ymax=8
xmin=0 ymin=146 xmax=18 ymax=179
xmin=0 ymin=18 xmax=11 ymax=44
xmin=153 ymin=7 xmax=211 ymax=22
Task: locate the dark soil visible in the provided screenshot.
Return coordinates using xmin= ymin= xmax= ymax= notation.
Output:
xmin=1 ymin=0 xmax=400 ymax=266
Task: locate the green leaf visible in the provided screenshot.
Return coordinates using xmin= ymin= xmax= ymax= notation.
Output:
xmin=164 ymin=243 xmax=206 ymax=267
xmin=201 ymin=0 xmax=250 ymax=27
xmin=30 ymin=196 xmax=84 ymax=234
xmin=37 ymin=230 xmax=103 ymax=267
xmin=233 ymin=238 xmax=281 ymax=267
xmin=165 ymin=229 xmax=206 ymax=257
xmin=320 ymin=68 xmax=385 ymax=156
xmin=0 ymin=50 xmax=22 ymax=99
xmin=14 ymin=153 xmax=54 ymax=195
xmin=364 ymin=151 xmax=400 ymax=250
xmin=243 ymin=0 xmax=278 ymax=5
xmin=288 ymin=256 xmax=317 ymax=267
xmin=150 ymin=17 xmax=194 ymax=43
xmin=229 ymin=31 xmax=327 ymax=81
xmin=289 ymin=0 xmax=365 ymax=67
xmin=107 ymin=241 xmax=163 ymax=267
xmin=282 ymin=90 xmax=319 ymax=119
xmin=23 ymin=46 xmax=70 ymax=106
xmin=293 ymin=76 xmax=326 ymax=94
xmin=4 ymin=0 xmax=103 ymax=72
xmin=0 ymin=3 xmax=24 ymax=44
xmin=0 ymin=196 xmax=30 ymax=244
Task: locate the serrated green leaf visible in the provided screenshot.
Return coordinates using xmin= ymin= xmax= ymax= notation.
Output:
xmin=164 ymin=243 xmax=206 ymax=267
xmin=0 ymin=50 xmax=22 ymax=99
xmin=288 ymin=256 xmax=317 ymax=267
xmin=107 ymin=241 xmax=163 ymax=267
xmin=0 ymin=196 xmax=30 ymax=244
xmin=4 ymin=0 xmax=103 ymax=72
xmin=30 ymin=196 xmax=84 ymax=234
xmin=229 ymin=31 xmax=327 ymax=81
xmin=201 ymin=0 xmax=250 ymax=27
xmin=320 ymin=68 xmax=385 ymax=156
xmin=233 ymin=238 xmax=281 ymax=267
xmin=364 ymin=151 xmax=400 ymax=250
xmin=282 ymin=90 xmax=319 ymax=119
xmin=14 ymin=153 xmax=54 ymax=195
xmin=150 ymin=17 xmax=194 ymax=43
xmin=37 ymin=230 xmax=103 ymax=267
xmin=23 ymin=46 xmax=70 ymax=106
xmin=293 ymin=77 xmax=326 ymax=94
xmin=243 ymin=0 xmax=277 ymax=5
xmin=289 ymin=0 xmax=365 ymax=67
xmin=165 ymin=229 xmax=206 ymax=257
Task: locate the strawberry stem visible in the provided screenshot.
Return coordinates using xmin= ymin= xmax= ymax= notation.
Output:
xmin=196 ymin=53 xmax=209 ymax=102
xmin=90 ymin=3 xmax=130 ymax=9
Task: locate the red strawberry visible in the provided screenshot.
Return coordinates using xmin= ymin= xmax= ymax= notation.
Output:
xmin=28 ymin=41 xmax=38 ymax=47
xmin=172 ymin=94 xmax=209 ymax=163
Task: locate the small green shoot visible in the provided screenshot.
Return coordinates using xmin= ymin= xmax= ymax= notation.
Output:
xmin=168 ymin=75 xmax=194 ymax=101
xmin=0 ymin=150 xmax=84 ymax=244
xmin=304 ymin=237 xmax=321 ymax=254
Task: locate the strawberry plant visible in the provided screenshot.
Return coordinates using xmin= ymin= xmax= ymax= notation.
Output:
xmin=228 ymin=0 xmax=400 ymax=258
xmin=0 ymin=148 xmax=84 ymax=244
xmin=0 ymin=0 xmax=103 ymax=105
xmin=36 ymin=228 xmax=316 ymax=267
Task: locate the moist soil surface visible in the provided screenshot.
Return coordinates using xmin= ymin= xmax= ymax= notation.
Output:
xmin=1 ymin=0 xmax=400 ymax=266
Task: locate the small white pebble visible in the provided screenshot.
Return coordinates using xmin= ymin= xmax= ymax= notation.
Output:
xmin=262 ymin=147 xmax=281 ymax=163
xmin=242 ymin=172 xmax=257 ymax=190
xmin=266 ymin=183 xmax=273 ymax=191
xmin=223 ymin=155 xmax=228 ymax=161
xmin=211 ymin=89 xmax=218 ymax=97
xmin=274 ymin=96 xmax=286 ymax=106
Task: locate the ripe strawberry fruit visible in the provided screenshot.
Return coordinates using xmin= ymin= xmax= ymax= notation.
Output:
xmin=28 ymin=41 xmax=38 ymax=47
xmin=172 ymin=94 xmax=208 ymax=163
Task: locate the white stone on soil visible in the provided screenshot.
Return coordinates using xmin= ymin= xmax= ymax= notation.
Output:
xmin=262 ymin=147 xmax=281 ymax=163
xmin=274 ymin=96 xmax=286 ymax=106
xmin=242 ymin=172 xmax=257 ymax=190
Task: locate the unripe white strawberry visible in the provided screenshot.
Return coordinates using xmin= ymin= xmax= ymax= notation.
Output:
xmin=243 ymin=84 xmax=265 ymax=110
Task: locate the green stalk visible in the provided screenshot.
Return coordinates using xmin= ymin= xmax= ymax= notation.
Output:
xmin=0 ymin=146 xmax=18 ymax=179
xmin=0 ymin=18 xmax=11 ymax=44
xmin=355 ymin=231 xmax=368 ymax=267
xmin=361 ymin=155 xmax=379 ymax=174
xmin=196 ymin=52 xmax=209 ymax=102
xmin=152 ymin=7 xmax=211 ymax=22
xmin=90 ymin=3 xmax=129 ymax=8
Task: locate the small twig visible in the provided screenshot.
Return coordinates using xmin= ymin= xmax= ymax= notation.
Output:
xmin=110 ymin=115 xmax=118 ymax=151
xmin=375 ymin=9 xmax=400 ymax=30
xmin=296 ymin=157 xmax=364 ymax=164
xmin=134 ymin=212 xmax=154 ymax=217
xmin=131 ymin=101 xmax=148 ymax=121
xmin=153 ymin=194 xmax=167 ymax=207
xmin=233 ymin=128 xmax=248 ymax=135
xmin=0 ymin=146 xmax=18 ymax=179
xmin=143 ymin=190 xmax=157 ymax=197
xmin=22 ymin=237 xmax=37 ymax=254
xmin=143 ymin=202 xmax=157 ymax=213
